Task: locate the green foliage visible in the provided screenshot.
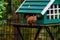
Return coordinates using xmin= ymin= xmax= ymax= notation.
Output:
xmin=0 ymin=1 xmax=6 ymax=18
xmin=0 ymin=0 xmax=8 ymax=25
xmin=11 ymin=0 xmax=24 ymax=9
xmin=12 ymin=0 xmax=21 ymax=8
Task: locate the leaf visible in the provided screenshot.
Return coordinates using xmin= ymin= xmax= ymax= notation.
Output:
xmin=0 ymin=15 xmax=2 ymax=18
xmin=2 ymin=6 xmax=6 ymax=11
xmin=0 ymin=12 xmax=3 ymax=14
xmin=0 ymin=4 xmax=3 ymax=6
xmin=4 ymin=2 xmax=8 ymax=5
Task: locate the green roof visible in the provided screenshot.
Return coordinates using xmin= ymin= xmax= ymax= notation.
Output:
xmin=53 ymin=0 xmax=60 ymax=4
xmin=16 ymin=0 xmax=50 ymax=14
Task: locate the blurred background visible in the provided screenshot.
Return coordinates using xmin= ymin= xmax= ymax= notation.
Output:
xmin=0 ymin=0 xmax=60 ymax=40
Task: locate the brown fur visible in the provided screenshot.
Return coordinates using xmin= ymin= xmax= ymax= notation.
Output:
xmin=26 ymin=15 xmax=37 ymax=24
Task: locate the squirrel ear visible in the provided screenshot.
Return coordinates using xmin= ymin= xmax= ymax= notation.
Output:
xmin=37 ymin=14 xmax=42 ymax=17
xmin=37 ymin=14 xmax=43 ymax=19
xmin=40 ymin=14 xmax=43 ymax=17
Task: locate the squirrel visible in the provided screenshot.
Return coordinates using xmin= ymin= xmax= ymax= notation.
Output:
xmin=26 ymin=15 xmax=37 ymax=24
xmin=26 ymin=14 xmax=43 ymax=24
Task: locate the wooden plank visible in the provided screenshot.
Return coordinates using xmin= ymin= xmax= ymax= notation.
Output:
xmin=18 ymin=9 xmax=42 ymax=14
xmin=11 ymin=23 xmax=60 ymax=27
xmin=24 ymin=2 xmax=48 ymax=6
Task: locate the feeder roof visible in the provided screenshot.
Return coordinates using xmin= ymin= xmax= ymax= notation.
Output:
xmin=16 ymin=0 xmax=55 ymax=15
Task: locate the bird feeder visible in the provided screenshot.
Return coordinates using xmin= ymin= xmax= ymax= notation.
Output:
xmin=12 ymin=0 xmax=60 ymax=40
xmin=16 ymin=0 xmax=60 ymax=24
